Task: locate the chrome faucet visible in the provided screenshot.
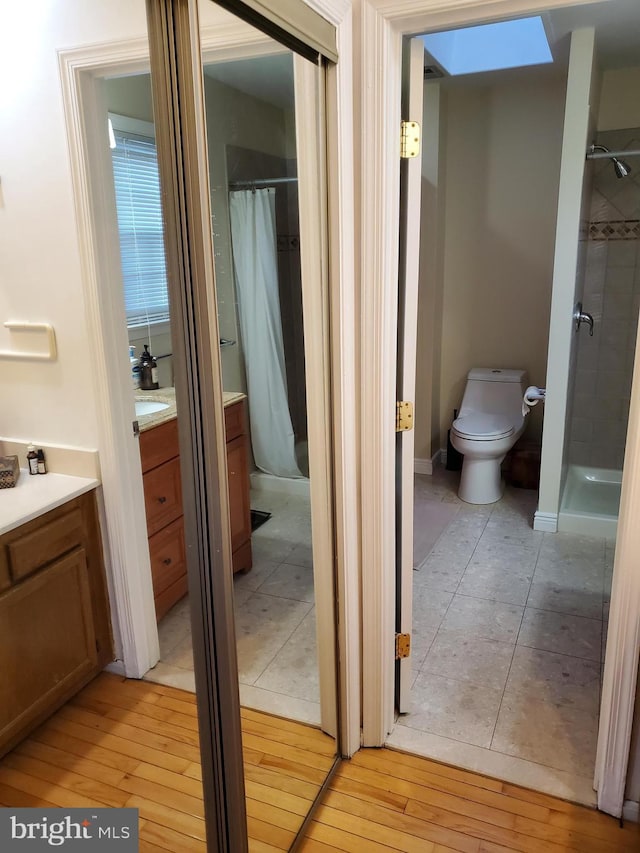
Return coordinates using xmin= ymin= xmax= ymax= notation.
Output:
xmin=574 ymin=302 xmax=594 ymax=336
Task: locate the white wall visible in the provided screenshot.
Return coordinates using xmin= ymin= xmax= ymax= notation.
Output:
xmin=599 ymin=67 xmax=640 ymax=131
xmin=0 ymin=2 xmax=152 ymax=451
xmin=414 ymin=66 xmax=565 ymax=460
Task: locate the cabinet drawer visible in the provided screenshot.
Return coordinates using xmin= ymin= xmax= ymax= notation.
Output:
xmin=149 ymin=516 xmax=186 ymax=598
xmin=7 ymin=508 xmax=83 ymax=583
xmin=143 ymin=457 xmax=183 ymax=536
xmin=140 ymin=418 xmax=179 ymax=473
xmin=224 ymin=400 xmax=246 ymax=442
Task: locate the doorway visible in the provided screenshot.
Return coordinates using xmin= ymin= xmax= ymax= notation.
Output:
xmin=368 ymin=0 xmax=640 ymax=820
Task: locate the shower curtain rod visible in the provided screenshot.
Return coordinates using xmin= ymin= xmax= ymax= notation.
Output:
xmin=586 ymin=148 xmax=640 ymax=160
xmin=228 ymin=177 xmax=298 ymax=189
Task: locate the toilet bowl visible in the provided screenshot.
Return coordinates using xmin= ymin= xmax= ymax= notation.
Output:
xmin=450 ymin=368 xmax=528 ymax=504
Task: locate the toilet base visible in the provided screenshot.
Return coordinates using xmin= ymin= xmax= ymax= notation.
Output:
xmin=458 ymin=456 xmax=505 ymax=504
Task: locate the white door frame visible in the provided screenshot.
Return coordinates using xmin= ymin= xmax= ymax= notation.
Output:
xmin=359 ymin=0 xmax=637 ymax=816
xmin=59 ymin=0 xmax=361 ymax=756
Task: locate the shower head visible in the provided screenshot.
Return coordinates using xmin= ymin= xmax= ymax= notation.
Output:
xmin=588 ymin=144 xmax=632 ymax=178
xmin=612 ymin=156 xmax=632 ymax=179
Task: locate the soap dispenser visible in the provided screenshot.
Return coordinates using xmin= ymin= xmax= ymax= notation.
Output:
xmin=139 ymin=344 xmax=159 ymax=391
xmin=129 ymin=345 xmax=140 ymax=390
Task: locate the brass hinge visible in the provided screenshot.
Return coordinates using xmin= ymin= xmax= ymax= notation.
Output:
xmin=400 ymin=120 xmax=420 ymax=159
xmin=396 ymin=401 xmax=414 ymax=432
xmin=395 ymin=633 xmax=411 ymax=660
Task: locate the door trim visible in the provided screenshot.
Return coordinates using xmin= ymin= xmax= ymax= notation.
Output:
xmin=360 ymin=0 xmax=638 ymax=817
xmin=59 ymin=0 xmax=359 ymax=754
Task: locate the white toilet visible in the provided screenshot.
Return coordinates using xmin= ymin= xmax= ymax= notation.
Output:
xmin=450 ymin=368 xmax=528 ymax=504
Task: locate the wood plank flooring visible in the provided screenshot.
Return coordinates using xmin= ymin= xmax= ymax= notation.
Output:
xmin=300 ymin=750 xmax=640 ymax=853
xmin=0 ymin=673 xmax=334 ymax=851
xmin=0 ymin=674 xmax=637 ymax=852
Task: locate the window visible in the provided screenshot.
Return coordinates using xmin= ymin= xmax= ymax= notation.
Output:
xmin=110 ymin=114 xmax=169 ymax=328
xmin=421 ymin=17 xmax=553 ymax=77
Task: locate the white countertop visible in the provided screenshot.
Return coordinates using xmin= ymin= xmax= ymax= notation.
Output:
xmin=0 ymin=470 xmax=99 ymax=536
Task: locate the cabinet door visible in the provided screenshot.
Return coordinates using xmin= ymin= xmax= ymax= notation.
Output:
xmin=0 ymin=548 xmax=97 ymax=752
xmin=226 ymin=435 xmax=251 ymax=555
xmin=149 ymin=516 xmax=188 ymax=621
xmin=143 ymin=456 xmax=183 ymax=536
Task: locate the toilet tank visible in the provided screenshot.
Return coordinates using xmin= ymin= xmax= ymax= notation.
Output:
xmin=459 ymin=368 xmax=528 ymax=418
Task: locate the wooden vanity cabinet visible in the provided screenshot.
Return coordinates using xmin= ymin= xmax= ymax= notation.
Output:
xmin=140 ymin=398 xmax=252 ymax=622
xmin=0 ymin=491 xmax=113 ymax=758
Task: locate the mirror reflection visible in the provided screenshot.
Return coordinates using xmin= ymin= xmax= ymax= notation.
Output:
xmin=103 ymin=22 xmax=336 ymax=848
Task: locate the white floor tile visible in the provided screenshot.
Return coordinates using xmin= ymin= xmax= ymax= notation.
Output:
xmin=526 ymin=575 xmax=603 ymax=620
xmin=517 ymin=607 xmax=602 ymax=662
xmin=254 ymin=609 xmax=320 ymax=702
xmin=492 ymin=691 xmax=598 ymax=777
xmin=239 ymin=684 xmax=321 ymax=726
xmin=457 ymin=541 xmax=536 ymax=605
xmin=441 ymin=595 xmax=524 ymax=644
xmin=421 ymin=628 xmax=515 ymax=691
xmin=235 ymin=593 xmax=313 ymax=685
xmin=256 ymin=562 xmax=315 ymax=602
xmin=505 ymin=645 xmax=601 ymax=713
xmin=399 ymin=670 xmax=504 ymax=748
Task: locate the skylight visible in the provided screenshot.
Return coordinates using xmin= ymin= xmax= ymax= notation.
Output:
xmin=421 ymin=17 xmax=553 ymax=76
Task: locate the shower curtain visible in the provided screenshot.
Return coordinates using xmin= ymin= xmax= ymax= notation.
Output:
xmin=229 ymin=188 xmax=302 ymax=478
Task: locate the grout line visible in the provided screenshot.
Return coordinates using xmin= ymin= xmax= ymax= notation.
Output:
xmin=489 ymin=639 xmax=519 ymax=751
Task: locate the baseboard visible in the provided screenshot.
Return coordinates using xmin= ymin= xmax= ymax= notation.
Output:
xmin=414 ymin=458 xmax=432 ymax=475
xmin=623 ymin=799 xmax=640 ymax=823
xmin=533 ymin=510 xmax=558 ymax=532
xmin=104 ymin=659 xmax=126 ymax=677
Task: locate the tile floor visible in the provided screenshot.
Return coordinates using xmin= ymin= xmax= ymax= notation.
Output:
xmin=146 ymin=463 xmax=614 ymax=804
xmin=145 ymin=480 xmax=322 ymax=725
xmin=388 ymin=466 xmax=613 ymax=806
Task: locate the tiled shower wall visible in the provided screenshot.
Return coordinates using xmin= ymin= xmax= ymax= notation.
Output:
xmin=569 ymin=129 xmax=640 ymax=471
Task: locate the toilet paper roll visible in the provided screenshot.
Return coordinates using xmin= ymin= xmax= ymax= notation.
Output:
xmin=522 ymin=386 xmax=546 ymax=416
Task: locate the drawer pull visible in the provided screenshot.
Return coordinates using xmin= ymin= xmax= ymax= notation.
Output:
xmin=157 ymin=496 xmax=167 ymax=504
xmin=163 ymin=557 xmax=172 ymax=565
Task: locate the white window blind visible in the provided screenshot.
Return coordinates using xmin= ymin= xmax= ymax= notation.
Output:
xmin=111 ymin=129 xmax=169 ymax=327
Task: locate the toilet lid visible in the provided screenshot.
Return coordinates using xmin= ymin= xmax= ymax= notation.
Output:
xmin=452 ymin=413 xmax=514 ymax=440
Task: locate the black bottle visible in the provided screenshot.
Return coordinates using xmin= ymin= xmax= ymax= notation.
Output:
xmin=139 ymin=344 xmax=159 ymax=391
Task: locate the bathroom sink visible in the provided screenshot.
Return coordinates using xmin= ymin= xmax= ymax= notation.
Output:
xmin=135 ymin=400 xmax=170 ymax=416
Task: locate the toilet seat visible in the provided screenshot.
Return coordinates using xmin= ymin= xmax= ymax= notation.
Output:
xmin=452 ymin=413 xmax=514 ymax=441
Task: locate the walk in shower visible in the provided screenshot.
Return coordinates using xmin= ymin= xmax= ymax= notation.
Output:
xmin=560 ymin=128 xmax=640 ymax=536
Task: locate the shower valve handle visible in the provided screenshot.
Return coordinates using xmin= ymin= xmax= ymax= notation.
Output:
xmin=574 ymin=302 xmax=594 ymax=336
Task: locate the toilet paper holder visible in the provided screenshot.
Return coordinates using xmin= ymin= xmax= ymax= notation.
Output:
xmin=574 ymin=302 xmax=594 ymax=336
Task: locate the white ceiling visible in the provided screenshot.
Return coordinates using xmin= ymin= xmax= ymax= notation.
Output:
xmin=544 ymin=0 xmax=640 ymax=69
xmin=202 ymin=2 xmax=640 ymax=103
xmin=203 ymin=52 xmax=294 ymax=112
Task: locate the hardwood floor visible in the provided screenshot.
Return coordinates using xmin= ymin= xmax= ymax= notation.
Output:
xmin=0 ymin=674 xmax=637 ymax=852
xmin=0 ymin=673 xmax=334 ymax=851
xmin=301 ymin=750 xmax=640 ymax=853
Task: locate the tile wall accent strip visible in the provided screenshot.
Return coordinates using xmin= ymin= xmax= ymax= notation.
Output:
xmin=588 ymin=220 xmax=640 ymax=240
